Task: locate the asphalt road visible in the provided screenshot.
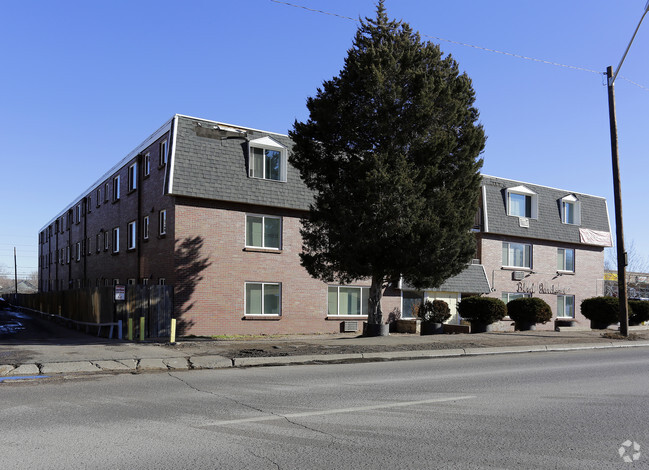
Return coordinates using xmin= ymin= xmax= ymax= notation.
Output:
xmin=2 ymin=347 xmax=648 ymax=469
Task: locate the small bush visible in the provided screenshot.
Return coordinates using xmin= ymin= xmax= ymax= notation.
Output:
xmin=507 ymin=297 xmax=552 ymax=325
xmin=580 ymin=297 xmax=620 ymax=325
xmin=419 ymin=300 xmax=451 ymax=324
xmin=458 ymin=296 xmax=506 ymax=325
xmin=629 ymin=300 xmax=649 ymax=325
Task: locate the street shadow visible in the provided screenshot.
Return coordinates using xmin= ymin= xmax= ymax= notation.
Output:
xmin=174 ymin=236 xmax=212 ymax=336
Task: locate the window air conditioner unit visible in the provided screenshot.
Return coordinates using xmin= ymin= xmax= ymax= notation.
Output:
xmin=512 ymin=271 xmax=526 ymax=281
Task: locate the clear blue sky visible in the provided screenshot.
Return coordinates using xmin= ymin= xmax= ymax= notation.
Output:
xmin=1 ymin=0 xmax=648 ymax=280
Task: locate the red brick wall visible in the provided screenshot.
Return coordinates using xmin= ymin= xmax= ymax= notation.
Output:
xmin=39 ymin=132 xmax=176 ymax=290
xmin=478 ymin=234 xmax=605 ymax=329
xmin=174 ymin=198 xmax=377 ymax=336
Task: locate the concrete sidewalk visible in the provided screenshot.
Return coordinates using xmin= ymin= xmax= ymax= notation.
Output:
xmin=2 ymin=326 xmax=649 ymax=379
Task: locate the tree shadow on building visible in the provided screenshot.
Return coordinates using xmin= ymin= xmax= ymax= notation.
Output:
xmin=174 ymin=236 xmax=212 ymax=336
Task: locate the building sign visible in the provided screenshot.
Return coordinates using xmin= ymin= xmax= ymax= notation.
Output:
xmin=516 ymin=281 xmax=570 ymax=296
xmin=114 ymin=285 xmax=126 ymax=301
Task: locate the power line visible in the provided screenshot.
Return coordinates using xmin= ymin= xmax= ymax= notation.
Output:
xmin=270 ymin=0 xmax=647 ymax=90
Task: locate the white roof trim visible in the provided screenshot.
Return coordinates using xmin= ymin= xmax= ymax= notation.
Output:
xmin=561 ymin=194 xmax=579 ymax=202
xmin=249 ymin=136 xmax=287 ymax=150
xmin=507 ymin=185 xmax=537 ymax=195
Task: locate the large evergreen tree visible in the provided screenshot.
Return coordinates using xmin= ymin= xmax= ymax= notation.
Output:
xmin=289 ymin=1 xmax=486 ymax=332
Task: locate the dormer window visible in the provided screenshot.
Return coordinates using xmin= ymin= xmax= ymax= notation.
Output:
xmin=561 ymin=194 xmax=581 ymax=225
xmin=248 ymin=136 xmax=287 ymax=182
xmin=506 ymin=185 xmax=538 ymax=219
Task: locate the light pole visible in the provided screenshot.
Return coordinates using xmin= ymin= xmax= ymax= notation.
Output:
xmin=606 ymin=1 xmax=649 ymax=337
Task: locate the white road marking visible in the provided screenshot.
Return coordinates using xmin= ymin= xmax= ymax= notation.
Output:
xmin=203 ymin=395 xmax=476 ymax=426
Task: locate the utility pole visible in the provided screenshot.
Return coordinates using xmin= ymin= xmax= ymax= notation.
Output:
xmin=606 ymin=66 xmax=628 ymax=337
xmin=14 ymin=247 xmax=18 ymax=295
xmin=606 ymin=1 xmax=649 ymax=337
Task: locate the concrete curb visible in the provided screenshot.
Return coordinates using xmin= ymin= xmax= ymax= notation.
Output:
xmin=3 ymin=341 xmax=649 ymax=379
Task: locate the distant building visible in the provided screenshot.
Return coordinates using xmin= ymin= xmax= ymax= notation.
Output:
xmin=38 ymin=115 xmax=612 ymax=335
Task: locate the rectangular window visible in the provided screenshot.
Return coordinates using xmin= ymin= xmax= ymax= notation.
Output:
xmin=104 ymin=279 xmax=111 ymax=287
xmin=141 ymin=278 xmax=149 ymax=286
xmin=557 ymin=295 xmax=575 ymax=318
xmin=159 ymin=210 xmax=167 ymax=235
xmin=127 ymin=279 xmax=136 ymax=285
xmin=502 ymin=292 xmax=531 ymax=304
xmin=563 ymin=201 xmax=575 ymax=224
xmin=112 ymin=227 xmax=120 ymax=253
xmin=66 ymin=246 xmax=70 ymax=264
xmin=143 ymin=153 xmax=151 ymax=176
xmin=502 ymin=242 xmax=532 ymax=268
xmin=557 ymin=248 xmax=575 ymax=272
xmin=105 ymin=182 xmax=110 ymax=202
xmin=159 ymin=278 xmax=166 ymax=285
xmin=128 ymin=221 xmax=137 ymax=250
xmin=245 ymin=282 xmax=281 ymax=315
xmin=508 ymin=193 xmax=532 ymax=218
xmin=75 ymin=204 xmax=81 ymax=224
xmin=128 ymin=163 xmax=137 ymax=191
xmin=97 ymin=188 xmax=101 ymax=207
xmin=401 ymin=290 xmax=423 ymax=319
xmin=113 ymin=175 xmax=120 ymax=201
xmin=96 ymin=234 xmax=101 ymax=253
xmin=246 ymin=215 xmax=281 ymax=249
xmin=87 ymin=196 xmax=91 ymax=213
xmin=250 ymin=147 xmax=282 ymax=181
xmin=159 ymin=140 xmax=168 ymax=166
xmin=327 ymin=286 xmax=370 ymax=316
xmin=143 ymin=216 xmax=149 ymax=240
xmin=113 ymin=279 xmax=119 ymax=286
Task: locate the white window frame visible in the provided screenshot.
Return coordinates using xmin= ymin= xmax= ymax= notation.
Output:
xmin=557 ymin=248 xmax=575 ymax=273
xmin=248 ymin=136 xmax=288 ymax=182
xmin=506 ymin=185 xmax=538 ymax=219
xmin=75 ymin=204 xmax=81 ymax=224
xmin=75 ymin=242 xmax=81 ymax=261
xmin=245 ymin=282 xmax=282 ymax=316
xmin=159 ymin=278 xmax=166 ymax=285
xmin=104 ymin=182 xmax=110 ymax=202
xmin=128 ymin=163 xmax=137 ymax=191
xmin=112 ymin=227 xmax=120 ymax=253
xmin=127 ymin=221 xmax=137 ymax=250
xmin=159 ymin=140 xmax=168 ymax=166
xmin=96 ymin=188 xmax=101 ymax=207
xmin=502 ymin=242 xmax=532 ymax=269
xmin=561 ymin=195 xmax=581 ymax=225
xmin=143 ymin=216 xmax=149 ymax=240
xmin=159 ymin=209 xmax=167 ymax=236
xmin=143 ymin=153 xmax=151 ymax=176
xmin=502 ymin=292 xmax=531 ymax=304
xmin=245 ymin=214 xmax=282 ymax=249
xmin=104 ymin=231 xmax=109 ymax=251
xmin=327 ymin=285 xmax=370 ymax=316
xmin=127 ymin=278 xmax=136 ymax=285
xmin=557 ymin=295 xmax=575 ymax=318
xmin=113 ymin=175 xmax=120 ymax=201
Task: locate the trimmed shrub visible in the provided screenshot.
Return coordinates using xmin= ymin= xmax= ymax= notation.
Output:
xmin=507 ymin=297 xmax=552 ymax=325
xmin=419 ymin=299 xmax=451 ymax=324
xmin=629 ymin=300 xmax=649 ymax=326
xmin=458 ymin=296 xmax=506 ymax=325
xmin=580 ymin=296 xmax=619 ymax=325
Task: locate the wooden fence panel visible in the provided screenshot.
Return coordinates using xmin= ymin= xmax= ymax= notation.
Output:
xmin=8 ymin=285 xmax=174 ymax=339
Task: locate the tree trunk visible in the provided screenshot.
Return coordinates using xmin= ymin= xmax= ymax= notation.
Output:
xmin=367 ymin=275 xmax=384 ymax=325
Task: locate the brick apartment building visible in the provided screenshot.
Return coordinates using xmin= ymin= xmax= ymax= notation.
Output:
xmin=38 ymin=115 xmax=611 ymax=335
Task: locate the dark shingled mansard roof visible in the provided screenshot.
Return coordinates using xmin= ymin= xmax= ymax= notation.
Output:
xmin=480 ymin=175 xmax=611 ymax=246
xmin=169 ymin=115 xmax=313 ymax=211
xmin=402 ymin=264 xmax=492 ymax=294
